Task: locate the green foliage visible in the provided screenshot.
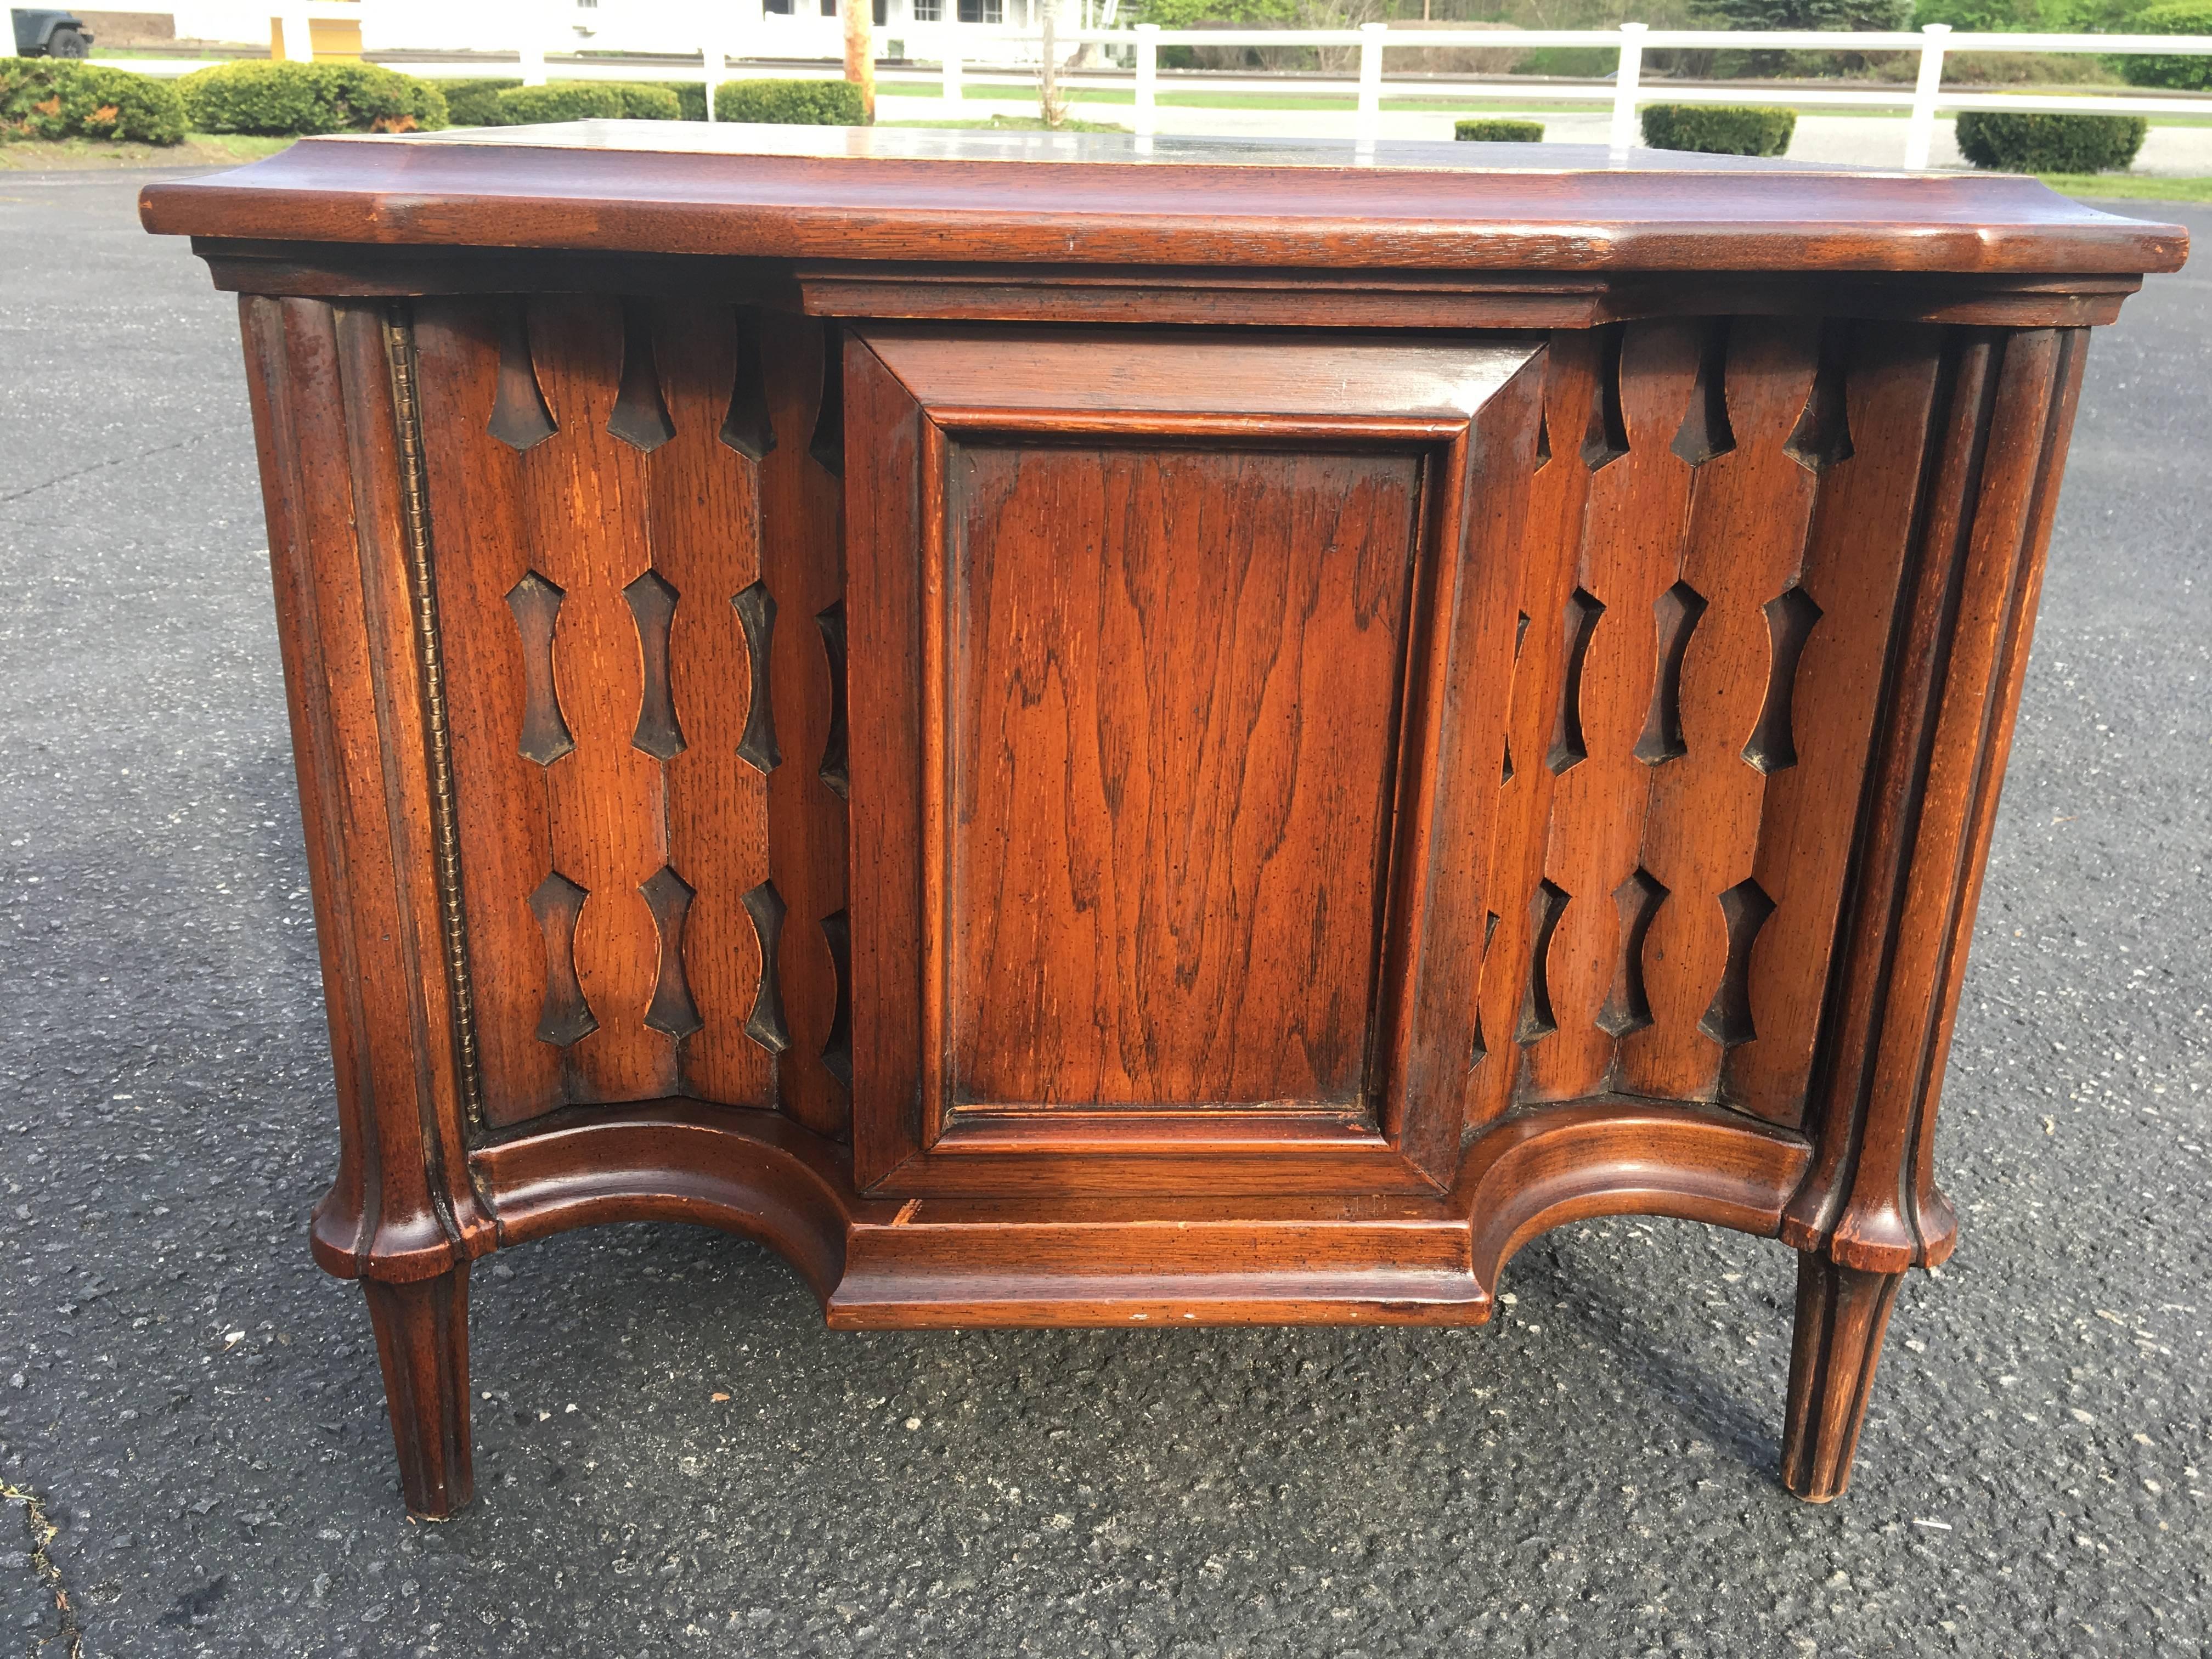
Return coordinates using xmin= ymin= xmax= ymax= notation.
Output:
xmin=713 ymin=78 xmax=869 ymax=125
xmin=1912 ymin=0 xmax=2136 ymax=29
xmin=1454 ymin=117 xmax=1545 ymax=140
xmin=1955 ymin=109 xmax=2147 ymax=171
xmin=2119 ymin=0 xmax=2212 ymax=90
xmin=1 ymin=60 xmax=187 ymax=144
xmin=1511 ymin=45 xmax=1621 ymax=75
xmin=1694 ymin=0 xmax=1910 ymax=27
xmin=630 ymin=80 xmax=708 ymax=120
xmin=1130 ymin=0 xmax=1296 ymax=24
xmin=178 ymin=61 xmax=448 ymax=136
xmin=591 ymin=82 xmax=685 ymax=120
xmin=493 ymin=82 xmax=626 ymax=123
xmin=1640 ymin=103 xmax=1796 ymax=155
xmin=441 ymin=78 xmax=520 ymax=127
xmin=456 ymin=80 xmax=701 ymax=125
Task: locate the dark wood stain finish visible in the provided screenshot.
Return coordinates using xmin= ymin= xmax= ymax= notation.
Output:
xmin=154 ymin=129 xmax=2181 ymax=1518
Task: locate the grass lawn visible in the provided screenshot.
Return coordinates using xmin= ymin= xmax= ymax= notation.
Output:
xmin=2040 ymin=172 xmax=2212 ymax=200
xmin=0 ymin=133 xmax=294 ymax=171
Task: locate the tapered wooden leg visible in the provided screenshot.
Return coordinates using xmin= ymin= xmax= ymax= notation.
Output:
xmin=1780 ymin=1252 xmax=1903 ymax=1503
xmin=362 ymin=1263 xmax=473 ymax=1519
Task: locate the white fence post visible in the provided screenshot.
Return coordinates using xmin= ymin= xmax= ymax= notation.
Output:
xmin=517 ymin=0 xmax=547 ymax=87
xmin=1134 ymin=22 xmax=1158 ymax=138
xmin=278 ymin=4 xmax=316 ymax=61
xmin=1609 ymin=21 xmax=1645 ymax=155
xmin=703 ymin=35 xmax=724 ymax=123
xmin=1906 ymin=22 xmax=1951 ymax=171
xmin=1356 ymin=21 xmax=1386 ymax=146
xmin=943 ymin=33 xmax=963 ymax=106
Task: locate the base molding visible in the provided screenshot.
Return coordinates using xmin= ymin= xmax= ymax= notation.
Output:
xmin=392 ymin=1096 xmax=1818 ymax=1327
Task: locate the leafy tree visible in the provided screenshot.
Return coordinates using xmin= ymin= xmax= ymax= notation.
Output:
xmin=1695 ymin=0 xmax=1912 ymax=27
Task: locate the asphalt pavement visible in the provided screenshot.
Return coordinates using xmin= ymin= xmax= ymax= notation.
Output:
xmin=1 ymin=169 xmax=2207 ymax=1659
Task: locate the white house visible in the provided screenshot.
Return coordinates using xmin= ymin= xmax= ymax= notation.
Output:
xmin=170 ymin=0 xmax=1089 ymax=62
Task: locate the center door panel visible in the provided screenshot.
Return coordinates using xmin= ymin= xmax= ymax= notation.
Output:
xmin=846 ymin=327 xmax=1545 ymax=1197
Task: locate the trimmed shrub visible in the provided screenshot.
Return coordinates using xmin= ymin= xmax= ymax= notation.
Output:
xmin=179 ymin=60 xmax=448 ymax=136
xmin=611 ymin=80 xmax=708 ymax=120
xmin=1955 ymin=110 xmax=2147 ymax=172
xmin=2 ymin=60 xmax=187 ymax=144
xmin=592 ymin=81 xmax=684 ymax=121
xmin=713 ymin=78 xmax=868 ymax=125
xmin=493 ymin=83 xmax=625 ymax=123
xmin=1640 ymin=103 xmax=1796 ymax=157
xmin=441 ymin=78 xmax=520 ymax=127
xmin=2120 ymin=0 xmax=2212 ymax=91
xmin=1454 ymin=117 xmax=1544 ymax=142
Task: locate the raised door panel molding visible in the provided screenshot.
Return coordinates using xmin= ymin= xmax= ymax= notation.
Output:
xmin=846 ymin=326 xmax=1544 ymax=1197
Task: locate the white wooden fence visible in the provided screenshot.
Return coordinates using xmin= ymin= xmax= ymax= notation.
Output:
xmin=54 ymin=5 xmax=2212 ymax=171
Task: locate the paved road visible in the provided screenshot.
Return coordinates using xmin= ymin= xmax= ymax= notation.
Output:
xmin=1 ymin=170 xmax=2206 ymax=1659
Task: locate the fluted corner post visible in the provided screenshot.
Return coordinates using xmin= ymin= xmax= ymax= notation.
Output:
xmin=238 ymin=293 xmax=499 ymax=1507
xmin=1774 ymin=323 xmax=2089 ymax=1497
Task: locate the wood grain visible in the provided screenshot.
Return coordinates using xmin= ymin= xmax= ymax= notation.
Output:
xmin=757 ymin=314 xmax=852 ymax=1138
xmin=139 ymin=134 xmax=2189 ymax=276
xmin=946 ymin=443 xmax=1418 ymax=1111
xmin=850 ymin=328 xmax=1541 ymax=1195
xmin=184 ymin=155 xmax=2163 ymax=1515
xmin=1618 ymin=315 xmax=1824 ymax=1102
xmin=411 ymin=298 xmax=566 ymax=1127
xmin=644 ymin=298 xmax=777 ymax=1113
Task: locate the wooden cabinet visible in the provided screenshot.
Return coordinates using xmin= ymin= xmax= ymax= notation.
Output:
xmin=140 ymin=127 xmax=2185 ymax=1519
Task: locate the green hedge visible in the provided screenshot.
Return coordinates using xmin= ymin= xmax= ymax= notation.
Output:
xmin=1955 ymin=110 xmax=2148 ymax=173
xmin=450 ymin=79 xmax=698 ymax=126
xmin=1 ymin=60 xmax=186 ymax=145
xmin=441 ymin=77 xmax=519 ymax=127
xmin=1454 ymin=117 xmax=1544 ymax=142
xmin=1640 ymin=103 xmax=1795 ymax=157
xmin=713 ymin=78 xmax=868 ymax=125
xmin=2120 ymin=0 xmax=2212 ymax=90
xmin=592 ymin=81 xmax=684 ymax=121
xmin=178 ymin=61 xmax=447 ymax=136
xmin=494 ymin=82 xmax=625 ymax=123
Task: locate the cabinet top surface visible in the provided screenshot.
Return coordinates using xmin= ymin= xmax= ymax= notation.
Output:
xmin=140 ymin=120 xmax=2187 ymax=277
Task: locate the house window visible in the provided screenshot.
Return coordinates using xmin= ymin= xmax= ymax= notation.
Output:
xmin=912 ymin=0 xmax=941 ymax=15
xmin=957 ymin=0 xmax=1002 ymax=20
xmin=821 ymin=0 xmax=836 ymax=14
xmin=765 ymin=0 xmax=793 ymax=12
xmin=874 ymin=0 xmax=887 ymax=22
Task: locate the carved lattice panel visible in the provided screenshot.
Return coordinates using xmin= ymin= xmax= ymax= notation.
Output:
xmin=1471 ymin=317 xmax=1946 ymax=1132
xmin=412 ymin=297 xmax=849 ymax=1132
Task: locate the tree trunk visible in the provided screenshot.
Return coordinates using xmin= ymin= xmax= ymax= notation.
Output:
xmin=1041 ymin=3 xmax=1067 ymax=128
xmin=844 ymin=0 xmax=876 ymax=123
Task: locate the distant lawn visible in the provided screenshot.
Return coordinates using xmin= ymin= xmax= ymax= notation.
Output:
xmin=0 ymin=133 xmax=293 ymax=171
xmin=882 ymin=115 xmax=1128 ymax=131
xmin=876 ymin=80 xmax=2212 ymax=124
xmin=2041 ymin=172 xmax=2212 ymax=201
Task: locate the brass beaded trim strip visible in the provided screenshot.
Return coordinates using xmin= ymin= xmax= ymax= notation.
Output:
xmin=381 ymin=302 xmax=487 ymax=1133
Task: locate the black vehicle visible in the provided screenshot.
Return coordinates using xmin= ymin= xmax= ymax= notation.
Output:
xmin=12 ymin=9 xmax=94 ymax=56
